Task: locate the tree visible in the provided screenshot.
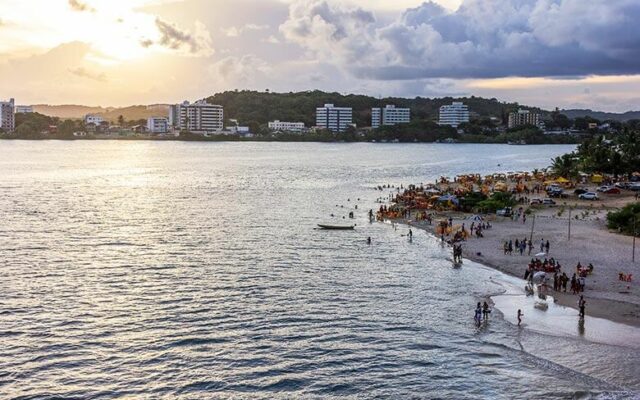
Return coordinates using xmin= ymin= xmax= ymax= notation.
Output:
xmin=117 ymin=115 xmax=125 ymax=126
xmin=550 ymin=153 xmax=579 ymax=178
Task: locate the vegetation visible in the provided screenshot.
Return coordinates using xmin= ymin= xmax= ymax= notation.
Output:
xmin=607 ymin=203 xmax=640 ymax=235
xmin=548 ymin=130 xmax=640 ymax=177
xmin=476 ymin=192 xmax=516 ymax=213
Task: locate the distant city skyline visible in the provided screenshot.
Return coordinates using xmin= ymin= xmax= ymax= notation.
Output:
xmin=1 ymin=0 xmax=640 ymax=112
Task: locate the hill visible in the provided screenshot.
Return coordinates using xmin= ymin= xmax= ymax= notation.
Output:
xmin=560 ymin=109 xmax=640 ymax=122
xmin=205 ymin=90 xmax=546 ymax=127
xmin=33 ymin=104 xmax=169 ymax=122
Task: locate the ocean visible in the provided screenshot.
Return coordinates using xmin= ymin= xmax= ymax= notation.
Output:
xmin=1 ymin=141 xmax=638 ymax=399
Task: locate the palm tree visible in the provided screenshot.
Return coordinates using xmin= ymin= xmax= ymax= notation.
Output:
xmin=550 ymin=153 xmax=579 ymax=179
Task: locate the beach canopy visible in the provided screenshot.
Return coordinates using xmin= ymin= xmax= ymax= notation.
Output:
xmin=437 ymin=195 xmax=459 ymax=205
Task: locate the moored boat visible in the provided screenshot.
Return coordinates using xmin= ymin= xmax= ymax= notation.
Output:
xmin=317 ymin=224 xmax=355 ymax=230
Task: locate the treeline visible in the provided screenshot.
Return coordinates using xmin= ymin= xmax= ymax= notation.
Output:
xmin=206 ymin=89 xmax=531 ymax=128
xmin=550 ymin=131 xmax=640 ymax=177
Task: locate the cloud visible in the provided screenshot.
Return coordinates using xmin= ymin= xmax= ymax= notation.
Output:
xmin=154 ymin=18 xmax=213 ymax=56
xmin=68 ymin=0 xmax=95 ymax=12
xmin=69 ymin=66 xmax=107 ymax=82
xmin=221 ymin=24 xmax=270 ymax=37
xmin=280 ymin=0 xmax=640 ymax=80
xmin=210 ymin=54 xmax=272 ymax=87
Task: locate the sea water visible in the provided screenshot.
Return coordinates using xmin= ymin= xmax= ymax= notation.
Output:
xmin=1 ymin=141 xmax=638 ymax=399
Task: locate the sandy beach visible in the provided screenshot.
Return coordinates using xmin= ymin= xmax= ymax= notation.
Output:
xmin=393 ymin=187 xmax=640 ymax=328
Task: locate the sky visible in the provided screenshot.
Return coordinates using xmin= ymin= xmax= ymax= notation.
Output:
xmin=1 ymin=0 xmax=640 ymax=112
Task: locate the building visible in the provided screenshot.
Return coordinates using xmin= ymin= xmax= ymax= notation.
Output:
xmin=438 ymin=102 xmax=469 ymax=127
xmin=85 ymin=114 xmax=104 ymax=125
xmin=0 ymin=98 xmax=15 ymax=132
xmin=316 ymin=104 xmax=353 ymax=132
xmin=173 ymin=100 xmax=223 ymax=134
xmin=371 ymin=105 xmax=411 ymax=128
xmin=15 ymin=105 xmax=33 ymax=114
xmin=508 ymin=109 xmax=540 ymax=129
xmin=268 ymin=120 xmax=306 ymax=133
xmin=147 ymin=117 xmax=169 ymax=134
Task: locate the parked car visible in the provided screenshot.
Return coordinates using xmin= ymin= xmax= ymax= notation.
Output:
xmin=574 ymin=188 xmax=589 ymax=195
xmin=597 ymin=185 xmax=612 ymax=192
xmin=530 ymin=199 xmax=543 ymax=205
xmin=603 ymin=187 xmax=621 ymax=194
xmin=629 ymin=183 xmax=640 ymax=192
xmin=579 ymin=192 xmax=599 ymax=200
xmin=549 ymin=190 xmax=568 ymax=198
xmin=542 ymin=198 xmax=557 ymax=206
xmin=615 ymin=182 xmax=630 ymax=189
xmin=496 ymin=207 xmax=513 ymax=217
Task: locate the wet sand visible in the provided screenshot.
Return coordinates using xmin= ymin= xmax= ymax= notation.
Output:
xmin=399 ymin=198 xmax=640 ymax=328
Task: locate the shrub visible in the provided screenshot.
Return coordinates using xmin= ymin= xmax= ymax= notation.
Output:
xmin=607 ymin=203 xmax=640 ymax=235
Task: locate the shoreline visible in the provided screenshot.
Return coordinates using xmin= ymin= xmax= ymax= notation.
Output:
xmin=397 ymin=214 xmax=640 ymax=329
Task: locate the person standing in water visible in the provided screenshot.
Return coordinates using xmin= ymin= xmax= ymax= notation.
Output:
xmin=578 ymin=295 xmax=586 ymax=318
xmin=474 ymin=303 xmax=482 ymax=324
xmin=517 ymin=309 xmax=523 ymax=326
xmin=367 ymin=237 xmax=371 ymax=245
xmin=408 ymin=229 xmax=413 ymax=240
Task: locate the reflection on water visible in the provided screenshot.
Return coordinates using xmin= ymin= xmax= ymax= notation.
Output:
xmin=1 ymin=141 xmax=638 ymax=398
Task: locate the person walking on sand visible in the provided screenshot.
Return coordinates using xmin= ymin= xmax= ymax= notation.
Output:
xmin=528 ymin=239 xmax=533 ymax=256
xmin=517 ymin=309 xmax=523 ymax=326
xmin=540 ymin=239 xmax=545 ymax=253
xmin=545 ymin=240 xmax=550 ymax=254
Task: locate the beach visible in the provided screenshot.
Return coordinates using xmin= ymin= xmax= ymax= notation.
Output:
xmin=396 ymin=185 xmax=640 ymax=328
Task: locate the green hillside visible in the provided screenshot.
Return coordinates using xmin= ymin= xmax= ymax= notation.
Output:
xmin=206 ymin=90 xmax=546 ymax=127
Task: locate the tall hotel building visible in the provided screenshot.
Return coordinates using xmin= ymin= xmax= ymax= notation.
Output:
xmin=438 ymin=102 xmax=470 ymax=127
xmin=371 ymin=105 xmax=410 ymax=128
xmin=508 ymin=109 xmax=540 ymax=129
xmin=0 ymin=98 xmax=16 ymax=132
xmin=170 ymin=100 xmax=224 ymax=134
xmin=316 ymin=104 xmax=353 ymax=132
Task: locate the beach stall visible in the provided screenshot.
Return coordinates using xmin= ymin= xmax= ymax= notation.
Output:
xmin=591 ymin=174 xmax=604 ymax=184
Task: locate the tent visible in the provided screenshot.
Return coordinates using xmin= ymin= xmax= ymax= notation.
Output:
xmin=437 ymin=195 xmax=459 ymax=205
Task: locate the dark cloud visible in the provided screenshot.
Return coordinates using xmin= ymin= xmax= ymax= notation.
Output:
xmin=154 ymin=18 xmax=212 ymax=55
xmin=68 ymin=0 xmax=95 ymax=12
xmin=69 ymin=66 xmax=107 ymax=82
xmin=280 ymin=0 xmax=640 ymax=79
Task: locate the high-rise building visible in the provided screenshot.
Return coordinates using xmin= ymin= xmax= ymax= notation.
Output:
xmin=173 ymin=100 xmax=223 ymax=134
xmin=371 ymin=105 xmax=410 ymax=128
xmin=438 ymin=102 xmax=470 ymax=127
xmin=0 ymin=98 xmax=15 ymax=132
xmin=15 ymin=105 xmax=33 ymax=114
xmin=316 ymin=104 xmax=353 ymax=132
xmin=147 ymin=117 xmax=169 ymax=134
xmin=268 ymin=120 xmax=306 ymax=133
xmin=508 ymin=109 xmax=540 ymax=129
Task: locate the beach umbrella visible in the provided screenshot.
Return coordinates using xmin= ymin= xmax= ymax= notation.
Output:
xmin=535 ymin=252 xmax=546 ymax=257
xmin=532 ymin=271 xmax=546 ymax=284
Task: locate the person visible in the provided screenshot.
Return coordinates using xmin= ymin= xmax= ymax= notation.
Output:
xmin=517 ymin=309 xmax=523 ymax=326
xmin=368 ymin=209 xmax=374 ymax=220
xmin=475 ymin=302 xmax=482 ymax=324
xmin=578 ymin=295 xmax=586 ymax=318
xmin=367 ymin=237 xmax=371 ymax=245
xmin=408 ymin=229 xmax=413 ymax=240
xmin=482 ymin=301 xmax=490 ymax=320
xmin=540 ymin=239 xmax=545 ymax=253
xmin=545 ymin=240 xmax=550 ymax=254
xmin=528 ymin=239 xmax=533 ymax=256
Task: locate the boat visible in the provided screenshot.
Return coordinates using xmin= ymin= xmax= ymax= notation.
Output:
xmin=317 ymin=224 xmax=355 ymax=230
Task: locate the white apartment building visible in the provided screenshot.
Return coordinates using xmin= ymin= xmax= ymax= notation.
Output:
xmin=15 ymin=105 xmax=33 ymax=114
xmin=174 ymin=100 xmax=223 ymax=134
xmin=147 ymin=117 xmax=169 ymax=134
xmin=0 ymin=98 xmax=15 ymax=132
xmin=85 ymin=114 xmax=104 ymax=125
xmin=316 ymin=104 xmax=353 ymax=132
xmin=438 ymin=102 xmax=470 ymax=127
xmin=268 ymin=120 xmax=305 ymax=133
xmin=372 ymin=105 xmax=410 ymax=128
xmin=508 ymin=109 xmax=541 ymax=129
